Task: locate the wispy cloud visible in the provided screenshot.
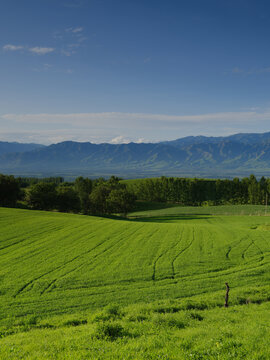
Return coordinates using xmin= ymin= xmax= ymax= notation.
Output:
xmin=232 ymin=66 xmax=270 ymax=75
xmin=3 ymin=44 xmax=54 ymax=55
xmin=56 ymin=26 xmax=87 ymax=56
xmin=3 ymin=44 xmax=24 ymax=51
xmin=3 ymin=25 xmax=86 ymax=59
xmin=3 ymin=110 xmax=270 ymax=125
xmin=66 ymin=27 xmax=83 ymax=33
xmin=61 ymin=49 xmax=75 ymax=56
xmin=1 ymin=110 xmax=270 ymax=145
xmin=29 ymin=47 xmax=54 ymax=55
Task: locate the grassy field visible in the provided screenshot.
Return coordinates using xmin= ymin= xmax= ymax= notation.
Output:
xmin=0 ymin=205 xmax=270 ymax=359
xmin=130 ymin=202 xmax=269 ymax=217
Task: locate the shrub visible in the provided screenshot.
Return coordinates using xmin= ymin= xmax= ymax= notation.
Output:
xmin=94 ymin=322 xmax=128 ymax=341
xmin=154 ymin=306 xmax=181 ymax=314
xmin=188 ymin=312 xmax=204 ymax=321
xmin=152 ymin=314 xmax=186 ymax=329
xmin=63 ymin=319 xmax=87 ymax=327
xmin=106 ymin=304 xmax=122 ymax=317
xmin=127 ymin=314 xmax=147 ymax=322
xmin=184 ymin=301 xmax=208 ymax=310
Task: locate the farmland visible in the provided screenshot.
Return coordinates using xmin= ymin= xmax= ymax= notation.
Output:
xmin=0 ymin=205 xmax=270 ymax=359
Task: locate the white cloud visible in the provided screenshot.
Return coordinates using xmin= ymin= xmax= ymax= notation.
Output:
xmin=110 ymin=136 xmax=148 ymax=144
xmin=1 ymin=110 xmax=270 ymax=145
xmin=3 ymin=44 xmax=55 ymax=55
xmin=2 ymin=110 xmax=270 ymax=126
xmin=29 ymin=47 xmax=54 ymax=55
xmin=72 ymin=27 xmax=83 ymax=33
xmin=3 ymin=26 xmax=86 ymax=60
xmin=65 ymin=27 xmax=83 ymax=33
xmin=3 ymin=44 xmax=24 ymax=51
xmin=110 ymin=136 xmax=132 ymax=144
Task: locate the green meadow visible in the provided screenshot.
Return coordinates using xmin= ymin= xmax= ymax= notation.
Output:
xmin=0 ymin=205 xmax=269 ymax=359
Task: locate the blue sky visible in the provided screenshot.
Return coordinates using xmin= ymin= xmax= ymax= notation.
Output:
xmin=1 ymin=0 xmax=270 ymax=144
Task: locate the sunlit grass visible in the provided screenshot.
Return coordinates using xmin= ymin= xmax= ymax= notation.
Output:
xmin=0 ymin=206 xmax=269 ymax=358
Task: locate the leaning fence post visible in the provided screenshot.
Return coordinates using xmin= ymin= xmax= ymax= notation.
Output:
xmin=224 ymin=282 xmax=230 ymax=308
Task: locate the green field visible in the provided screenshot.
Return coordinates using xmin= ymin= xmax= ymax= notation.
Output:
xmin=0 ymin=206 xmax=270 ymax=359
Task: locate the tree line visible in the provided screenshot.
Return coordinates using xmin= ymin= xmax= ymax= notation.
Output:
xmin=1 ymin=174 xmax=270 ymax=215
xmin=0 ymin=174 xmax=135 ymax=216
xmin=126 ymin=175 xmax=270 ymax=206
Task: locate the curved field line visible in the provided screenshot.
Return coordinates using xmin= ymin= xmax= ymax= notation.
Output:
xmin=170 ymin=227 xmax=185 ymax=279
xmin=152 ymin=226 xmax=192 ymax=282
xmin=0 ymin=224 xmax=65 ymax=252
xmin=40 ymin=279 xmax=57 ymax=295
xmin=226 ymin=236 xmax=247 ymax=260
xmin=226 ymin=246 xmax=232 ymax=259
xmin=250 ymin=240 xmax=264 ymax=262
xmin=152 ymin=253 xmax=165 ymax=281
xmin=66 ymin=224 xmax=152 ymax=282
xmin=41 ymin=224 xmax=147 ymax=295
xmin=12 ymin=221 xmax=116 ymax=295
xmin=151 ymin=228 xmax=181 ymax=282
xmin=13 ymin=229 xmax=116 ymax=298
xmin=241 ymin=238 xmax=264 ymax=261
xmin=173 ymin=259 xmax=267 ymax=285
xmin=242 ymin=241 xmax=254 ymax=259
xmin=171 ymin=227 xmax=195 ymax=279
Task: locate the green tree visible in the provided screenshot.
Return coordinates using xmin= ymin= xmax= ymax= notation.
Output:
xmin=248 ymin=174 xmax=260 ymax=204
xmin=74 ymin=177 xmax=93 ymax=214
xmin=106 ymin=188 xmax=136 ymax=216
xmin=0 ymin=174 xmax=20 ymax=207
xmin=25 ymin=182 xmax=57 ymax=210
xmin=89 ymin=184 xmax=111 ymax=214
xmin=56 ymin=185 xmax=80 ymax=212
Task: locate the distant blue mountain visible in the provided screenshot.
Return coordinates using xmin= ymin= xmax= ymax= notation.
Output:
xmin=0 ymin=141 xmax=45 ymax=156
xmin=1 ymin=133 xmax=270 ymax=178
xmin=162 ymin=132 xmax=270 ymax=146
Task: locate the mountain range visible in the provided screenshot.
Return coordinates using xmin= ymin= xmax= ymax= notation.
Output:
xmin=1 ymin=132 xmax=270 ymax=179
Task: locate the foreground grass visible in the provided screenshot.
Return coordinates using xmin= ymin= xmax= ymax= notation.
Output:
xmin=0 ymin=298 xmax=269 ymax=359
xmin=0 ymin=205 xmax=269 ymax=358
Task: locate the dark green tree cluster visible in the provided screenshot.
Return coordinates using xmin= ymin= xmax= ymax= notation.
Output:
xmin=130 ymin=175 xmax=270 ymax=205
xmin=0 ymin=174 xmax=21 ymax=207
xmin=90 ymin=177 xmax=136 ymax=216
xmin=25 ymin=176 xmax=136 ymax=215
xmin=74 ymin=177 xmax=92 ymax=214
